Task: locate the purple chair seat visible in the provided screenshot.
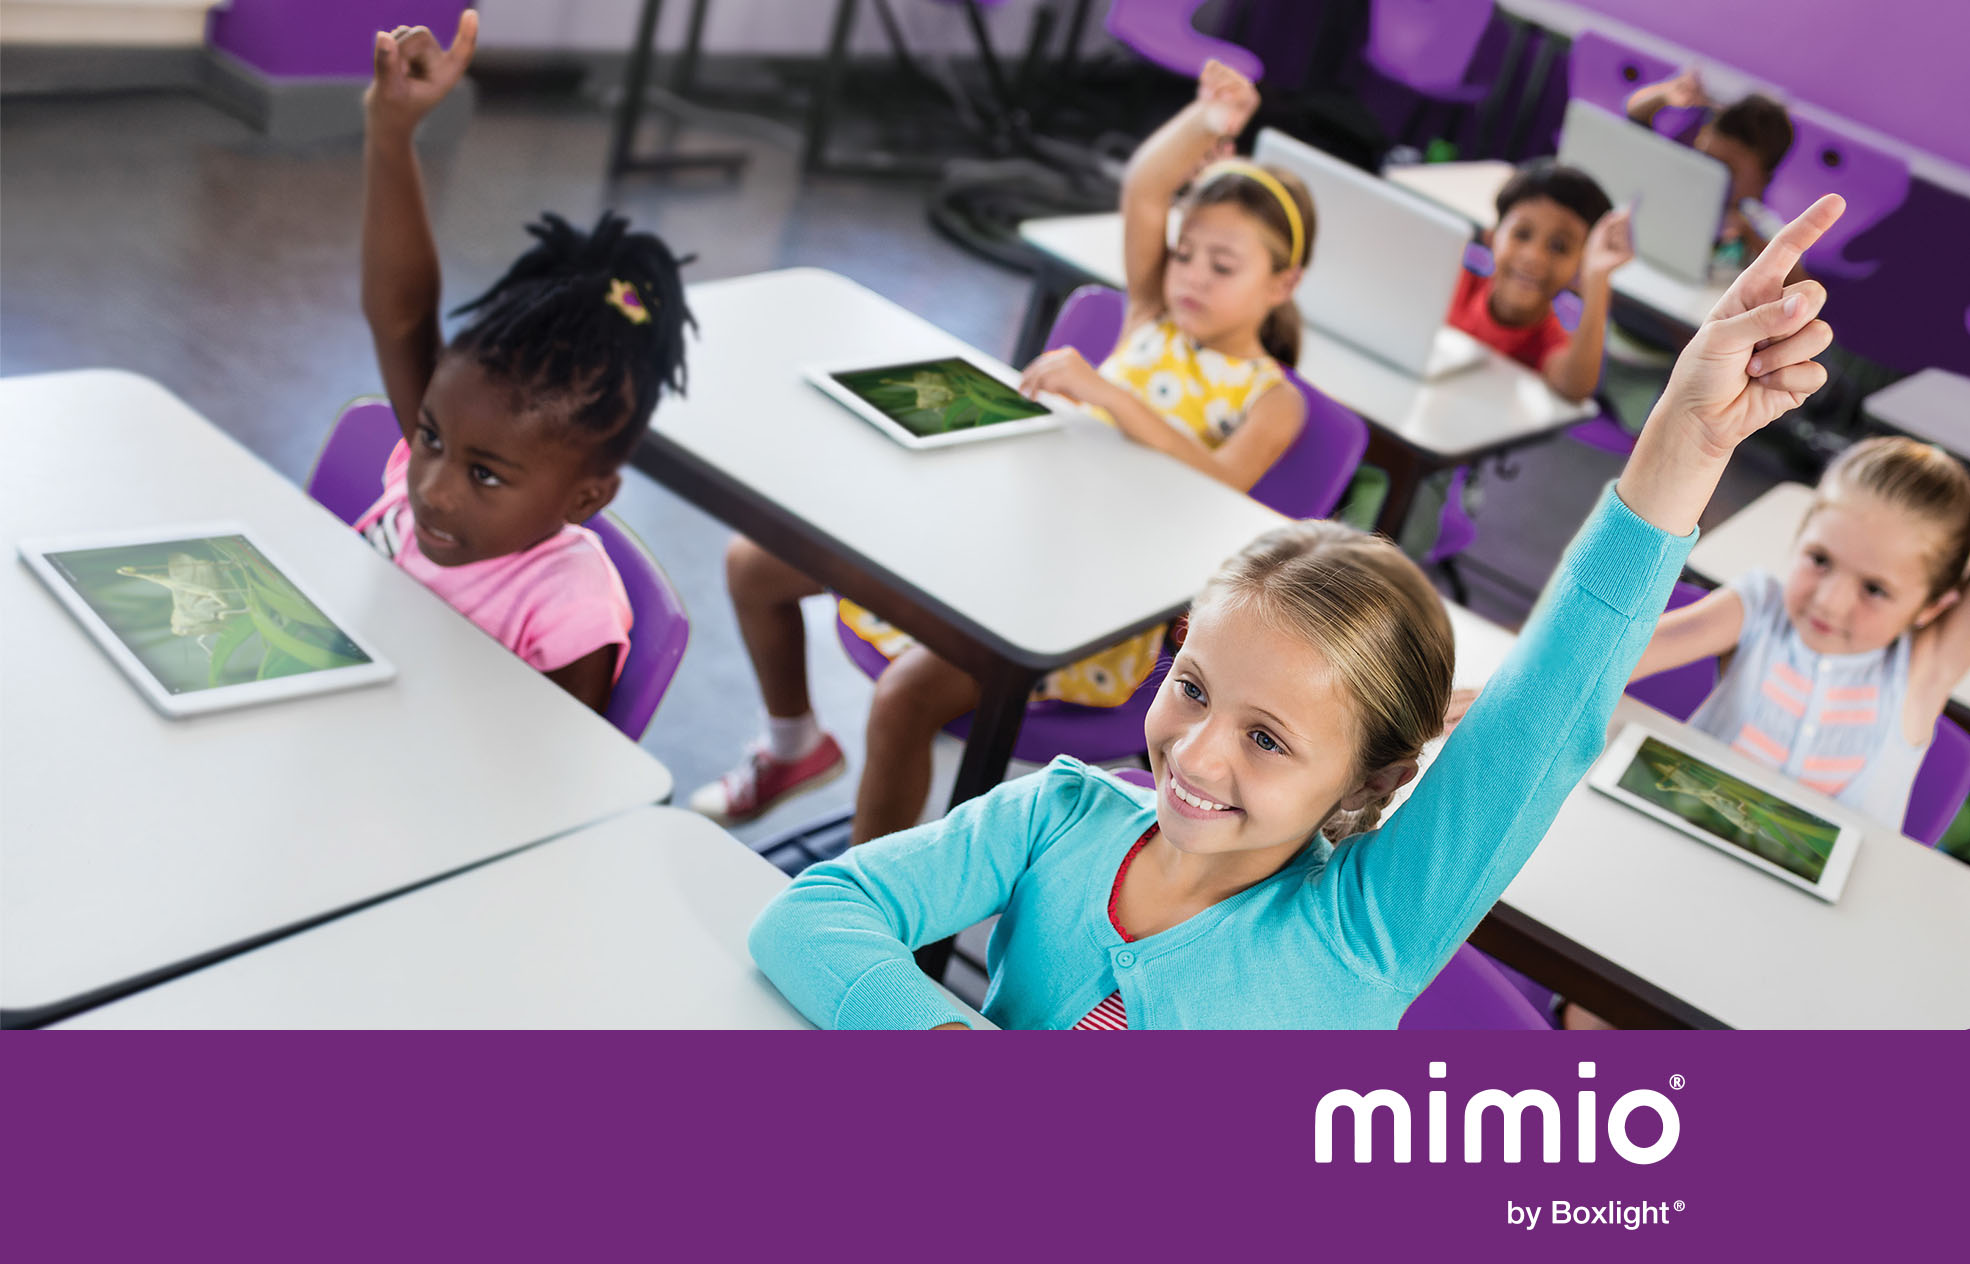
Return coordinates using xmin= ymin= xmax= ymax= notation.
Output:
xmin=1104 ymin=0 xmax=1263 ymax=83
xmin=306 ymin=398 xmax=688 ymax=742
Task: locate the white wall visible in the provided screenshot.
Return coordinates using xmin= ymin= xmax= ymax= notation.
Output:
xmin=475 ymin=0 xmax=1098 ymax=58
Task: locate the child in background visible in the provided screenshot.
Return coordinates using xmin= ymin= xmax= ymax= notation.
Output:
xmin=360 ymin=12 xmax=694 ymax=713
xmin=748 ymin=199 xmax=1846 ymax=1030
xmin=689 ymin=60 xmax=1310 ymax=835
xmin=1626 ymin=70 xmax=1795 ymax=262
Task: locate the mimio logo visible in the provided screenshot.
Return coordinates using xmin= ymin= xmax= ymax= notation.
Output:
xmin=1314 ymin=1061 xmax=1680 ymax=1165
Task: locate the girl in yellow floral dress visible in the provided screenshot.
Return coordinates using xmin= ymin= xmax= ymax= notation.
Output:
xmin=690 ymin=59 xmax=1314 ymax=840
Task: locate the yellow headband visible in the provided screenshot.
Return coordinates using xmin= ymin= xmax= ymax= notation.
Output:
xmin=1195 ymin=160 xmax=1306 ymax=267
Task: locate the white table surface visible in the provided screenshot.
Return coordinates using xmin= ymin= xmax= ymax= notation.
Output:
xmin=1417 ymin=598 xmax=1970 ymax=1028
xmin=1503 ymin=697 xmax=1970 ymax=1029
xmin=2 ymin=371 xmax=674 ymax=1020
xmin=1018 ymin=214 xmax=1595 ymax=457
xmin=651 ymin=268 xmax=1288 ymax=664
xmin=1382 ymin=162 xmax=1729 ymax=330
xmin=56 ymin=807 xmax=991 ymax=1029
xmin=1686 ymin=480 xmax=1970 ymax=711
xmin=1862 ymin=368 xmax=1970 ymax=457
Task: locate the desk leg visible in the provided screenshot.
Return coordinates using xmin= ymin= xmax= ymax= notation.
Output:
xmin=1503 ymin=30 xmax=1565 ymax=161
xmin=804 ymin=0 xmax=859 ymax=173
xmin=1363 ymin=429 xmax=1434 ymax=541
xmin=1472 ymin=17 xmax=1529 ymax=159
xmin=1013 ymin=260 xmax=1071 ymax=366
xmin=916 ymin=659 xmax=1038 ymax=983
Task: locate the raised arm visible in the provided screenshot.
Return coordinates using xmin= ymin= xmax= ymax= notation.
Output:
xmin=1118 ymin=59 xmax=1258 ymax=324
xmin=1541 ymin=206 xmax=1633 ymax=403
xmin=1319 ymin=196 xmax=1846 ymax=991
xmin=361 ymin=10 xmax=478 ymax=438
xmin=1908 ymin=577 xmax=1970 ymax=735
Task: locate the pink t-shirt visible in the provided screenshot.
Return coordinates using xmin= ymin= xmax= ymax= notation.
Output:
xmin=354 ymin=440 xmax=632 ymax=681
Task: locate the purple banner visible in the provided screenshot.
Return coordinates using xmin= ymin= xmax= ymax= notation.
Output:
xmin=2 ymin=1031 xmax=1958 ymax=1257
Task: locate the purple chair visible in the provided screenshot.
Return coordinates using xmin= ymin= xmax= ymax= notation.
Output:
xmin=1104 ymin=0 xmax=1264 ymax=83
xmin=1763 ymin=115 xmax=1911 ymax=281
xmin=1565 ymin=30 xmax=1673 ymax=121
xmin=1361 ymin=0 xmax=1495 ymax=146
xmin=835 ymin=284 xmax=1371 ymax=766
xmin=307 ymin=398 xmax=690 ymax=742
xmin=1109 ymin=765 xmax=1549 ymax=1028
xmin=1625 ymin=581 xmax=1720 ymax=722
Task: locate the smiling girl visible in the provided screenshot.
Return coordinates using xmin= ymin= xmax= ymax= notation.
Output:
xmin=748 ymin=199 xmax=1849 ymax=1029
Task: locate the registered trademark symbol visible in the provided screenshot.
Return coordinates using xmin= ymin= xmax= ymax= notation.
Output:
xmin=1669 ymin=1074 xmax=1686 ymax=1090
xmin=1674 ymin=1201 xmax=1686 ymax=1213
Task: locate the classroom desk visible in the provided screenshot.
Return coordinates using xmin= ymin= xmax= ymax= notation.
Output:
xmin=55 ymin=807 xmax=988 ymax=1028
xmin=1862 ymin=368 xmax=1970 ymax=460
xmin=1421 ymin=601 xmax=1970 ymax=1029
xmin=1014 ymin=213 xmax=1596 ymax=537
xmin=1384 ymin=160 xmax=1730 ymax=336
xmin=1 ymin=371 xmax=674 ymax=1028
xmin=630 ymin=268 xmax=1286 ymax=809
xmin=1684 ymin=480 xmax=1970 ymax=713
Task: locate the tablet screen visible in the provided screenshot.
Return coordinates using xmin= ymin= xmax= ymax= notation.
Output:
xmin=40 ymin=533 xmax=373 ymax=695
xmin=1615 ymin=735 xmax=1840 ymax=883
xmin=826 ymin=357 xmax=1050 ymax=438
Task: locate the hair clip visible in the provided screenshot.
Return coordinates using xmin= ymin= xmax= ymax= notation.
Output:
xmin=606 ymin=278 xmax=653 ymax=325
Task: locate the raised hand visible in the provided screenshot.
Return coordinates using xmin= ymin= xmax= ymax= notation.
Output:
xmin=1196 ymin=58 xmax=1260 ymax=138
xmin=1616 ymin=195 xmax=1843 ymax=536
xmin=1669 ymin=194 xmax=1842 ymax=451
xmin=1663 ymin=67 xmax=1709 ymax=109
xmin=1581 ymin=206 xmax=1635 ymax=282
xmin=365 ymin=9 xmax=479 ymax=135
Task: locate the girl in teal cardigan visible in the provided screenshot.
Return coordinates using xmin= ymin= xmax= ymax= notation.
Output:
xmin=750 ymin=197 xmax=1848 ymax=1030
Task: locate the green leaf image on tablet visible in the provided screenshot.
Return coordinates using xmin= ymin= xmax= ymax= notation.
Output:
xmin=807 ymin=355 xmax=1062 ymax=450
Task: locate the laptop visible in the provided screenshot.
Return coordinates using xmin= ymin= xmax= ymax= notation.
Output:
xmin=1252 ymin=128 xmax=1489 ymax=381
xmin=1556 ymin=99 xmax=1732 ymax=285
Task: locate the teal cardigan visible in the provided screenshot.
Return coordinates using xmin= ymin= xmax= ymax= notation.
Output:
xmin=748 ymin=485 xmax=1695 ymax=1029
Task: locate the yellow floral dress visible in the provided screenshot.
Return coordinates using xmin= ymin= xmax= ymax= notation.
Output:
xmin=841 ymin=318 xmax=1287 ymax=706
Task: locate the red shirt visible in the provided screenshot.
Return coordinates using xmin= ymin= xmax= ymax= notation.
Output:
xmin=1446 ymin=269 xmax=1570 ymax=372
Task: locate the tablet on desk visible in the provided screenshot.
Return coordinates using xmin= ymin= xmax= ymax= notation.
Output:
xmin=19 ymin=523 xmax=394 ymax=717
xmin=805 ymin=355 xmax=1063 ymax=449
xmin=1588 ymin=723 xmax=1860 ymax=902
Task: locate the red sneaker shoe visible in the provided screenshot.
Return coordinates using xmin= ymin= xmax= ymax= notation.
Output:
xmin=687 ymin=735 xmax=846 ymax=825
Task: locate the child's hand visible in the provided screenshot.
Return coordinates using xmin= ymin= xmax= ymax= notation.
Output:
xmin=1581 ymin=206 xmax=1635 ymax=282
xmin=1663 ymin=195 xmax=1841 ymax=454
xmin=1019 ymin=347 xmax=1110 ymax=407
xmin=1663 ymin=67 xmax=1709 ymax=109
xmin=365 ymin=9 xmax=479 ymax=136
xmin=1196 ymin=58 xmax=1260 ymax=137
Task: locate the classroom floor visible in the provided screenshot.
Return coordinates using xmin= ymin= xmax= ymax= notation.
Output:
xmin=0 ymin=85 xmax=1801 ymax=1009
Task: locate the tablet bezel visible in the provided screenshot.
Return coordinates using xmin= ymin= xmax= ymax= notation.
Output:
xmin=18 ymin=521 xmax=396 ymax=718
xmin=1588 ymin=721 xmax=1861 ymax=902
xmin=803 ymin=355 xmax=1063 ymax=450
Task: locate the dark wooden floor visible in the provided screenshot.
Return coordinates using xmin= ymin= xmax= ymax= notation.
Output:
xmin=0 ymin=86 xmax=1791 ymax=867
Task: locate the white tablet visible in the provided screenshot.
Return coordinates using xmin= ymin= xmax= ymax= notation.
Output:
xmin=804 ymin=355 xmax=1063 ymax=449
xmin=19 ymin=523 xmax=395 ymax=717
xmin=1588 ymin=722 xmax=1861 ymax=902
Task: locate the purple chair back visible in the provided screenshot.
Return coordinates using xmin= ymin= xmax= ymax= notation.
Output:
xmin=1363 ymin=0 xmax=1493 ymax=93
xmin=1401 ymin=944 xmax=1556 ymax=1029
xmin=1625 ymin=581 xmax=1719 ymax=721
xmin=1044 ymin=284 xmax=1128 ymax=358
xmin=1421 ymin=465 xmax=1477 ymax=565
xmin=1565 ymin=30 xmax=1674 ymax=119
xmin=1903 ymin=715 xmax=1970 ymax=847
xmin=1104 ymin=0 xmax=1264 ymax=83
xmin=1764 ymin=115 xmax=1911 ymax=280
xmin=306 ymin=398 xmax=688 ymax=742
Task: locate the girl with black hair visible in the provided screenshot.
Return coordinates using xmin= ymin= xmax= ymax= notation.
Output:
xmin=358 ymin=11 xmax=693 ymax=713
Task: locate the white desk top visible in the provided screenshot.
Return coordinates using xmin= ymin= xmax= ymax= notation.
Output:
xmin=1018 ymin=214 xmax=1595 ymax=455
xmin=1 ymin=371 xmax=674 ymax=1019
xmin=1383 ymin=162 xmax=1729 ymax=330
xmin=652 ymin=268 xmax=1287 ymax=664
xmin=1504 ymin=697 xmax=1970 ymax=1029
xmin=57 ymin=808 xmax=996 ymax=1029
xmin=1686 ymin=480 xmax=1970 ymax=711
xmin=1413 ymin=598 xmax=1970 ymax=1028
xmin=1862 ymin=368 xmax=1970 ymax=457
